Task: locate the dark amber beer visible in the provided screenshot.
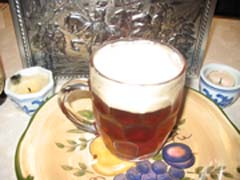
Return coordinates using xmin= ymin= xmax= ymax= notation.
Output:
xmin=92 ymin=91 xmax=184 ymax=160
xmin=90 ymin=40 xmax=186 ymax=160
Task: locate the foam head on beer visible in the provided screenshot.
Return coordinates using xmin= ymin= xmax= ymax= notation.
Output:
xmin=93 ymin=40 xmax=184 ymax=84
xmin=90 ymin=39 xmax=186 ymax=114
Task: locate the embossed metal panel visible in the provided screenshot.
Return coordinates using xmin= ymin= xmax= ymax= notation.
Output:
xmin=9 ymin=0 xmax=217 ymax=79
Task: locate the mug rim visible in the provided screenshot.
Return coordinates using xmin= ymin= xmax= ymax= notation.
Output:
xmin=90 ymin=38 xmax=187 ymax=86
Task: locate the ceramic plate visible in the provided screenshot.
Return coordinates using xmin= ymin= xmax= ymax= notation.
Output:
xmin=15 ymin=89 xmax=240 ymax=180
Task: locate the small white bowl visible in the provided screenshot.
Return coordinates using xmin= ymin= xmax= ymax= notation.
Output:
xmin=4 ymin=66 xmax=55 ymax=115
xmin=199 ymin=63 xmax=240 ymax=108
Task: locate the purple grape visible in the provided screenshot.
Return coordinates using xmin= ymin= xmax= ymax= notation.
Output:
xmin=162 ymin=143 xmax=192 ymax=163
xmin=141 ymin=170 xmax=157 ymax=180
xmin=151 ymin=160 xmax=167 ymax=174
xmin=114 ymin=174 xmax=127 ymax=180
xmin=126 ymin=167 xmax=142 ymax=180
xmin=136 ymin=160 xmax=151 ymax=174
xmin=157 ymin=173 xmax=179 ymax=180
xmin=168 ymin=167 xmax=185 ymax=179
xmin=167 ymin=155 xmax=195 ymax=169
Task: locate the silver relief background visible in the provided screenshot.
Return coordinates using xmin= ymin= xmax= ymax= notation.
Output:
xmin=9 ymin=0 xmax=217 ymax=79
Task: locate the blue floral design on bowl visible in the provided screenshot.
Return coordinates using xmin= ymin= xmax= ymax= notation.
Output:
xmin=199 ymin=63 xmax=240 ymax=108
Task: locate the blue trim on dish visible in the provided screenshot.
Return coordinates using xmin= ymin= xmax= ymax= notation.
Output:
xmin=202 ymin=88 xmax=234 ymax=108
xmin=23 ymin=106 xmax=36 ymax=114
xmin=22 ymin=100 xmax=44 ymax=114
xmin=200 ymin=77 xmax=239 ymax=93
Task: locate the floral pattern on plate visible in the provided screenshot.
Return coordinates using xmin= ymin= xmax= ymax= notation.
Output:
xmin=15 ymin=89 xmax=240 ymax=180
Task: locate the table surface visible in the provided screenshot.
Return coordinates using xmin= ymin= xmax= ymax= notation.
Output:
xmin=0 ymin=3 xmax=240 ymax=180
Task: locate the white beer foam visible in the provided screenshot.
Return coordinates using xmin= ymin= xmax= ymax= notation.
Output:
xmin=93 ymin=40 xmax=184 ymax=84
xmin=91 ymin=40 xmax=185 ymax=113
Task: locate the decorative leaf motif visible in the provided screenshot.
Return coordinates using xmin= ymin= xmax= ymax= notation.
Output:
xmin=237 ymin=166 xmax=240 ymax=174
xmin=215 ymin=166 xmax=226 ymax=172
xmin=78 ymin=110 xmax=94 ymax=120
xmin=56 ymin=135 xmax=92 ymax=152
xmin=67 ymin=146 xmax=77 ymax=152
xmin=61 ymin=165 xmax=73 ymax=171
xmin=79 ymin=137 xmax=87 ymax=142
xmin=78 ymin=162 xmax=87 ymax=170
xmin=61 ymin=162 xmax=93 ymax=178
xmin=56 ymin=142 xmax=65 ymax=148
xmin=73 ymin=170 xmax=85 ymax=176
xmin=210 ymin=173 xmax=218 ymax=179
xmin=79 ymin=143 xmax=87 ymax=150
xmin=67 ymin=140 xmax=77 ymax=145
xmin=206 ymin=166 xmax=214 ymax=173
xmin=192 ymin=165 xmax=236 ymax=180
xmin=152 ymin=153 xmax=162 ymax=161
xmin=67 ymin=129 xmax=84 ymax=134
xmin=223 ymin=172 xmax=234 ymax=178
xmin=195 ymin=166 xmax=204 ymax=173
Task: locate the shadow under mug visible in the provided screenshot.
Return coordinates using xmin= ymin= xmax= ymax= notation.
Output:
xmin=58 ymin=39 xmax=186 ymax=161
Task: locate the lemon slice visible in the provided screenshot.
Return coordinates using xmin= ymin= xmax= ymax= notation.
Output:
xmin=89 ymin=137 xmax=135 ymax=176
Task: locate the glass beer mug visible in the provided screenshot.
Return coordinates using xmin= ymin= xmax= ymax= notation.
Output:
xmin=58 ymin=39 xmax=186 ymax=161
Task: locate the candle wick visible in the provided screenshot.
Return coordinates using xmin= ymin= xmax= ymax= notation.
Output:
xmin=218 ymin=78 xmax=223 ymax=85
xmin=28 ymin=87 xmax=32 ymax=93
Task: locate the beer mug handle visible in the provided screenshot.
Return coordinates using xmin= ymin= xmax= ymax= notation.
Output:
xmin=58 ymin=79 xmax=98 ymax=135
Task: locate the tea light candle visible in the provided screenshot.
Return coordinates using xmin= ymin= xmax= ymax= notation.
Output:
xmin=10 ymin=74 xmax=49 ymax=94
xmin=206 ymin=70 xmax=235 ymax=87
xmin=4 ymin=66 xmax=54 ymax=115
xmin=199 ymin=63 xmax=240 ymax=108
